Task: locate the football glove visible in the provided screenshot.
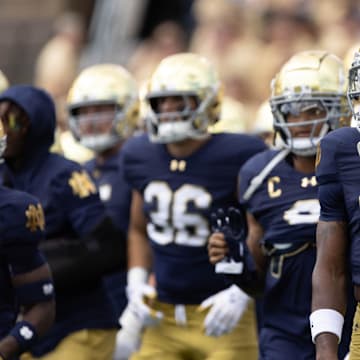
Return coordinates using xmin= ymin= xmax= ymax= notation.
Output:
xmin=113 ymin=306 xmax=143 ymax=360
xmin=126 ymin=283 xmax=163 ymax=327
xmin=198 ymin=284 xmax=250 ymax=337
xmin=210 ymin=207 xmax=247 ymax=261
xmin=211 ymin=207 xmax=247 ymax=274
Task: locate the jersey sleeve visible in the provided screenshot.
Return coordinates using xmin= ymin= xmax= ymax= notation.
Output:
xmin=318 ymin=182 xmax=347 ymax=221
xmin=2 ymin=193 xmax=47 ymax=275
xmin=315 ymin=135 xmax=339 ymax=185
xmin=316 ymin=135 xmax=345 ymax=221
xmin=51 ymin=164 xmax=106 ymax=236
xmin=122 ymin=135 xmax=148 ymax=191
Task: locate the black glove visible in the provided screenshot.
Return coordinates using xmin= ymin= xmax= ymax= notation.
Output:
xmin=211 ymin=207 xmax=258 ymax=279
xmin=210 ymin=207 xmax=247 ymax=263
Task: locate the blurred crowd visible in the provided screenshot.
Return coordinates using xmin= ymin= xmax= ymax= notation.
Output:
xmin=31 ymin=0 xmax=360 ymax=156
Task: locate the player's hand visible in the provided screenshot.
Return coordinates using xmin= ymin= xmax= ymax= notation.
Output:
xmin=210 ymin=207 xmax=246 ymax=262
xmin=198 ymin=284 xmax=250 ymax=337
xmin=113 ymin=306 xmax=143 ymax=360
xmin=126 ymin=283 xmax=163 ymax=326
xmin=208 ymin=232 xmax=229 ymax=264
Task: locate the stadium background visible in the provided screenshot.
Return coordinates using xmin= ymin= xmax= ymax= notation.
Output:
xmin=0 ymin=0 xmax=359 ymax=133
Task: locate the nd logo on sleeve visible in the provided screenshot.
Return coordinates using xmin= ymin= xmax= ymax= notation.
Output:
xmin=25 ymin=203 xmax=45 ymax=232
xmin=68 ymin=170 xmax=97 ymax=198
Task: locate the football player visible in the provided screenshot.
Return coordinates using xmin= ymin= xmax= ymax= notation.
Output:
xmin=0 ymin=94 xmax=55 ymax=360
xmin=311 ymin=49 xmax=360 ymax=359
xmin=208 ymin=50 xmax=354 ymax=359
xmin=0 ymin=85 xmax=127 ymax=360
xmin=121 ymin=52 xmax=267 ymax=359
xmin=67 ymin=64 xmax=141 ymax=358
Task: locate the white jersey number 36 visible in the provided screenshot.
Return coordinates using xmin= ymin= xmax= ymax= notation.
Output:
xmin=144 ymin=181 xmax=212 ymax=246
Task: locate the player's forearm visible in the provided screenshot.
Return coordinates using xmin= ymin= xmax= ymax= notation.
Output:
xmin=127 ymin=228 xmax=152 ymax=270
xmin=311 ymin=221 xmax=348 ymax=356
xmin=312 ymin=221 xmax=347 ymax=313
xmin=42 ymin=217 xmax=127 ymax=292
xmin=21 ymin=300 xmax=56 ymax=337
xmin=0 ymin=335 xmax=19 ymax=359
xmin=0 ymin=300 xmax=55 ymax=359
xmin=312 ymin=260 xmax=347 ymax=313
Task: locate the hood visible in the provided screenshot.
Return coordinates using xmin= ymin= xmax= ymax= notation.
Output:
xmin=0 ymin=85 xmax=56 ymax=153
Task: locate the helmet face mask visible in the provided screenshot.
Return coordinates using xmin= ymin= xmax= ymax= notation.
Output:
xmin=71 ymin=105 xmax=120 ymax=152
xmin=67 ymin=64 xmax=139 ymax=152
xmin=270 ymin=50 xmax=350 ymax=156
xmin=145 ymin=53 xmax=222 ymax=143
xmin=347 ymin=52 xmax=360 ymax=130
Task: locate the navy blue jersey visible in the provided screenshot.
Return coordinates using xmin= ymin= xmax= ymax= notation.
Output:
xmin=123 ymin=132 xmax=266 ymax=304
xmin=239 ymin=149 xmax=318 ymax=346
xmin=239 ymin=149 xmax=319 ymax=247
xmin=0 ymin=186 xmax=46 ymax=338
xmin=0 ymin=85 xmax=117 ymax=356
xmin=0 ymin=154 xmax=116 ymax=355
xmin=316 ymin=127 xmax=360 ymax=284
xmin=3 ymin=153 xmax=106 ymax=238
xmin=85 ymin=149 xmax=131 ymax=233
xmin=85 ymin=148 xmax=130 ymax=320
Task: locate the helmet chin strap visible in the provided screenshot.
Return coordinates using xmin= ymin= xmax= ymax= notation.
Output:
xmin=288 ymin=138 xmax=320 ymax=156
xmin=80 ymin=134 xmax=119 ymax=152
xmin=153 ymin=121 xmax=207 ymax=144
xmin=276 ymin=120 xmax=330 ymax=156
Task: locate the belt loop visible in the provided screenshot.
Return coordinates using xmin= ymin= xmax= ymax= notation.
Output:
xmin=270 ymin=255 xmax=284 ymax=279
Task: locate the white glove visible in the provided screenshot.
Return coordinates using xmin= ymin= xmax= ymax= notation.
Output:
xmin=127 ymin=283 xmax=163 ymax=326
xmin=198 ymin=285 xmax=250 ymax=337
xmin=113 ymin=306 xmax=143 ymax=360
xmin=125 ymin=267 xmax=163 ymax=327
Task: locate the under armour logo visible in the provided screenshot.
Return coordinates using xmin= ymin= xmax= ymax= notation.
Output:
xmin=170 ymin=159 xmax=186 ymax=172
xmin=301 ymin=176 xmax=317 ymax=188
xmin=20 ymin=325 xmax=34 ymax=340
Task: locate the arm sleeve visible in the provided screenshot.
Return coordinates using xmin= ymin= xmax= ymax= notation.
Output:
xmin=42 ymin=164 xmax=127 ymax=293
xmin=53 ymin=166 xmax=106 ymax=236
xmin=41 ymin=215 xmax=127 ymax=294
xmin=316 ymin=136 xmax=347 ymax=221
xmin=318 ymin=182 xmax=347 ymax=222
xmin=3 ymin=197 xmax=46 ymax=275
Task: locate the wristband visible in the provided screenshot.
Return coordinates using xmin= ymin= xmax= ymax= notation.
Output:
xmin=9 ymin=321 xmax=38 ymax=351
xmin=126 ymin=267 xmax=149 ymax=299
xmin=309 ymin=308 xmax=344 ymax=343
xmin=127 ymin=267 xmax=148 ymax=287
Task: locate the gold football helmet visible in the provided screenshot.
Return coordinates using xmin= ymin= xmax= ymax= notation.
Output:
xmin=67 ymin=64 xmax=139 ymax=152
xmin=145 ymin=52 xmax=223 ymax=143
xmin=0 ymin=70 xmax=9 ymax=94
xmin=270 ymin=50 xmax=350 ymax=156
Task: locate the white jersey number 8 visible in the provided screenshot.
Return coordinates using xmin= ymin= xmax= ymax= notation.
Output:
xmin=283 ymin=199 xmax=320 ymax=225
